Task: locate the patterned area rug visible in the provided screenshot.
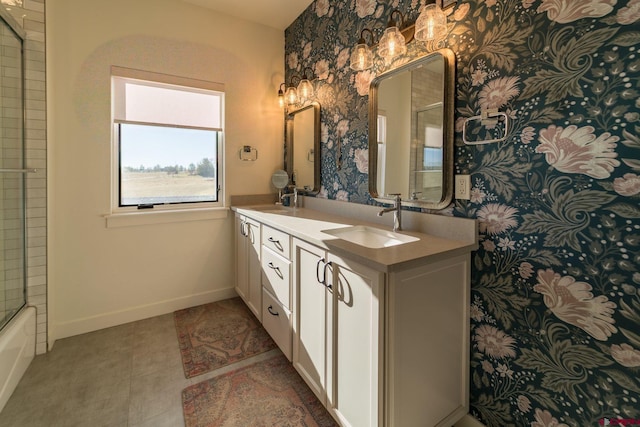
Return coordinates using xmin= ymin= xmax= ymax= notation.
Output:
xmin=182 ymin=355 xmax=338 ymax=427
xmin=174 ymin=298 xmax=277 ymax=378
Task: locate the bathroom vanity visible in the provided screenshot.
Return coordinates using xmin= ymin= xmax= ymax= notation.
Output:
xmin=232 ymin=200 xmax=476 ymax=427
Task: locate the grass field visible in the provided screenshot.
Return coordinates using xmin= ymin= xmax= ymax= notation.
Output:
xmin=121 ymin=171 xmax=216 ymax=203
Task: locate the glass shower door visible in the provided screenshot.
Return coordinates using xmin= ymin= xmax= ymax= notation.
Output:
xmin=0 ymin=15 xmax=25 ymax=331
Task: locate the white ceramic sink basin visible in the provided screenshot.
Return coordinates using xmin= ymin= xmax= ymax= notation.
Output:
xmin=323 ymin=225 xmax=419 ymax=249
xmin=249 ymin=206 xmax=295 ymax=215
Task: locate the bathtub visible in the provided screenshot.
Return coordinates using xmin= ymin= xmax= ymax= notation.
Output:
xmin=0 ymin=306 xmax=36 ymax=412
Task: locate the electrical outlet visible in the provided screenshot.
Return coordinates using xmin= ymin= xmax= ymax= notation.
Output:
xmin=455 ymin=175 xmax=471 ymax=200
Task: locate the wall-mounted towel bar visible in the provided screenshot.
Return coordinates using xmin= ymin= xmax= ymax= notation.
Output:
xmin=0 ymin=168 xmax=37 ymax=174
xmin=462 ymin=110 xmax=509 ymax=145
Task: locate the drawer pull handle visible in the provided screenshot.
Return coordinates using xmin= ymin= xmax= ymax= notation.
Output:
xmin=268 ymin=305 xmax=279 ymax=316
xmin=267 ymin=262 xmax=284 ymax=279
xmin=316 ymin=258 xmax=333 ymax=290
xmin=316 ymin=258 xmax=326 ymax=285
xmin=268 ymin=237 xmax=284 ymax=252
xmin=324 ymin=262 xmax=333 ymax=291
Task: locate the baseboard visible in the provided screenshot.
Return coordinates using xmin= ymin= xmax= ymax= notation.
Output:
xmin=454 ymin=414 xmax=486 ymax=427
xmin=52 ymin=287 xmax=237 ymax=341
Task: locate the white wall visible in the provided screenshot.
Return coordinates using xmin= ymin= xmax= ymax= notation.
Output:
xmin=47 ymin=0 xmax=284 ymax=343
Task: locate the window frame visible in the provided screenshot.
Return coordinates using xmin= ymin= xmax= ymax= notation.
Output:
xmin=110 ymin=66 xmax=225 ymax=215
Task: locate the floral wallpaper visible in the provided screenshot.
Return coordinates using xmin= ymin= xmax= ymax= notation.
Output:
xmin=285 ymin=0 xmax=640 ymax=426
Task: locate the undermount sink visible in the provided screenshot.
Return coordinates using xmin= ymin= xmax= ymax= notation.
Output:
xmin=249 ymin=205 xmax=295 ymax=215
xmin=323 ymin=225 xmax=419 ymax=249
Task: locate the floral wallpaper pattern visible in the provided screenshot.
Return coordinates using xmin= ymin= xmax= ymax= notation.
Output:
xmin=285 ymin=1 xmax=640 ymax=426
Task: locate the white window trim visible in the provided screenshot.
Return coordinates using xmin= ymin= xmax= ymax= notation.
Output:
xmin=107 ymin=66 xmax=226 ymax=226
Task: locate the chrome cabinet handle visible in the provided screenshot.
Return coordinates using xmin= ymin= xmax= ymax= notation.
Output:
xmin=323 ymin=261 xmax=333 ymax=290
xmin=248 ymin=225 xmax=255 ymax=244
xmin=267 ymin=305 xmax=279 ymax=316
xmin=316 ymin=258 xmax=333 ymax=290
xmin=267 ymin=262 xmax=283 ymax=279
xmin=240 ymin=221 xmax=247 ymax=237
xmin=316 ymin=258 xmax=326 ymax=285
xmin=268 ymin=236 xmax=283 ymax=252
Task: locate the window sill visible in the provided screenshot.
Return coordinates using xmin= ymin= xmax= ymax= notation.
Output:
xmin=105 ymin=206 xmax=229 ymax=228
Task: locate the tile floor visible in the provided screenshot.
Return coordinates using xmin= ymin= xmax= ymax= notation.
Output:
xmin=0 ymin=312 xmax=282 ymax=427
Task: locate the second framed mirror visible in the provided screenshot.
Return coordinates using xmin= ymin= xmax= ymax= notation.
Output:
xmin=285 ymin=102 xmax=320 ymax=194
xmin=369 ymin=49 xmax=455 ymax=209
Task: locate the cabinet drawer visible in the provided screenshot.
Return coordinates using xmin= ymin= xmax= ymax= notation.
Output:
xmin=262 ymin=225 xmax=290 ymax=259
xmin=261 ymin=246 xmax=291 ymax=308
xmin=262 ymin=289 xmax=292 ymax=360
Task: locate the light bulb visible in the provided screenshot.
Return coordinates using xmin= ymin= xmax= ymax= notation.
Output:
xmin=298 ymin=79 xmax=314 ymax=102
xmin=350 ymin=43 xmax=373 ymax=71
xmin=378 ymin=26 xmax=406 ymax=63
xmin=285 ymin=86 xmax=298 ymax=106
xmin=415 ymin=3 xmax=447 ymax=42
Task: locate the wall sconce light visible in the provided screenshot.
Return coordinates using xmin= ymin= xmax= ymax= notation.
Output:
xmin=378 ymin=10 xmax=408 ymax=64
xmin=349 ymin=1 xmax=457 ymax=71
xmin=297 ymin=67 xmax=315 ymax=103
xmin=278 ymin=75 xmax=301 ymax=107
xmin=278 ymin=83 xmax=286 ymax=108
xmin=279 ymin=69 xmax=316 ymax=108
xmin=349 ymin=28 xmax=375 ymax=71
xmin=285 ymin=77 xmax=299 ymax=106
xmin=415 ymin=0 xmax=448 ymax=42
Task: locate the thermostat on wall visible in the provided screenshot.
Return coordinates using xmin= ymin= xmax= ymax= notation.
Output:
xmin=239 ymin=145 xmax=258 ymax=161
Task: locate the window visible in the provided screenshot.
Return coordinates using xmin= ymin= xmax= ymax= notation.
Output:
xmin=111 ymin=67 xmax=224 ymax=212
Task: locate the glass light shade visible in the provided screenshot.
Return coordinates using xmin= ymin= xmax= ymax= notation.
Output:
xmin=278 ymin=89 xmax=285 ymax=108
xmin=350 ymin=43 xmax=374 ymax=71
xmin=285 ymin=86 xmax=298 ymax=106
xmin=415 ymin=3 xmax=447 ymax=42
xmin=378 ymin=26 xmax=407 ymax=63
xmin=297 ymin=79 xmax=314 ymax=101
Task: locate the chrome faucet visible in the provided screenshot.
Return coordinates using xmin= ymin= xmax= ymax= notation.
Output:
xmin=377 ymin=193 xmax=402 ymax=232
xmin=280 ymin=186 xmax=298 ymax=207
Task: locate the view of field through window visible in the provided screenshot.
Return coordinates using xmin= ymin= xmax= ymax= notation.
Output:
xmin=119 ymin=124 xmax=218 ymax=206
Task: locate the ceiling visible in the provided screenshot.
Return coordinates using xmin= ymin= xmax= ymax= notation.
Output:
xmin=179 ymin=0 xmax=315 ymax=30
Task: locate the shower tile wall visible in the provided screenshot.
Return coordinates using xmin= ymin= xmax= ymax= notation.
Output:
xmin=2 ymin=0 xmax=47 ymax=355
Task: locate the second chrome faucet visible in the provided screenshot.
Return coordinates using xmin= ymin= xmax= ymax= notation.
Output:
xmin=280 ymin=185 xmax=298 ymax=207
xmin=377 ymin=193 xmax=402 ymax=232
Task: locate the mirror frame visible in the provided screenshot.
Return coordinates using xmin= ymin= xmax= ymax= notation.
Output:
xmin=368 ymin=48 xmax=456 ymax=210
xmin=285 ymin=101 xmax=321 ymax=195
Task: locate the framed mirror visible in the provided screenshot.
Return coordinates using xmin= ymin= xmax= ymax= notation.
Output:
xmin=368 ymin=49 xmax=455 ymax=209
xmin=285 ymin=102 xmax=321 ymax=194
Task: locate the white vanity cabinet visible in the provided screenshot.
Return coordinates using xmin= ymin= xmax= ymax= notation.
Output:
xmin=234 ymin=214 xmax=261 ymax=320
xmin=293 ymin=238 xmax=383 ymax=427
xmin=233 ymin=205 xmax=473 ymax=427
xmin=293 ymin=237 xmax=470 ymax=427
xmin=261 ymin=224 xmax=293 ymax=360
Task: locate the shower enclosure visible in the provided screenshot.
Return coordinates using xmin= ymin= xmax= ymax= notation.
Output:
xmin=0 ymin=12 xmax=27 ymax=333
xmin=0 ymin=11 xmax=37 ymax=413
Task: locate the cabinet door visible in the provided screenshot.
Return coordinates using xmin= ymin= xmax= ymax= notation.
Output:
xmin=234 ymin=215 xmax=249 ymax=302
xmin=246 ymin=218 xmax=261 ymax=320
xmin=327 ymin=253 xmax=383 ymax=427
xmin=387 ymin=254 xmax=470 ymax=426
xmin=292 ymin=239 xmax=328 ymax=404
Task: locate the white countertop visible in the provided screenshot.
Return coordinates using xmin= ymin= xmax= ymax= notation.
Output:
xmin=232 ymin=204 xmax=477 ymax=273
